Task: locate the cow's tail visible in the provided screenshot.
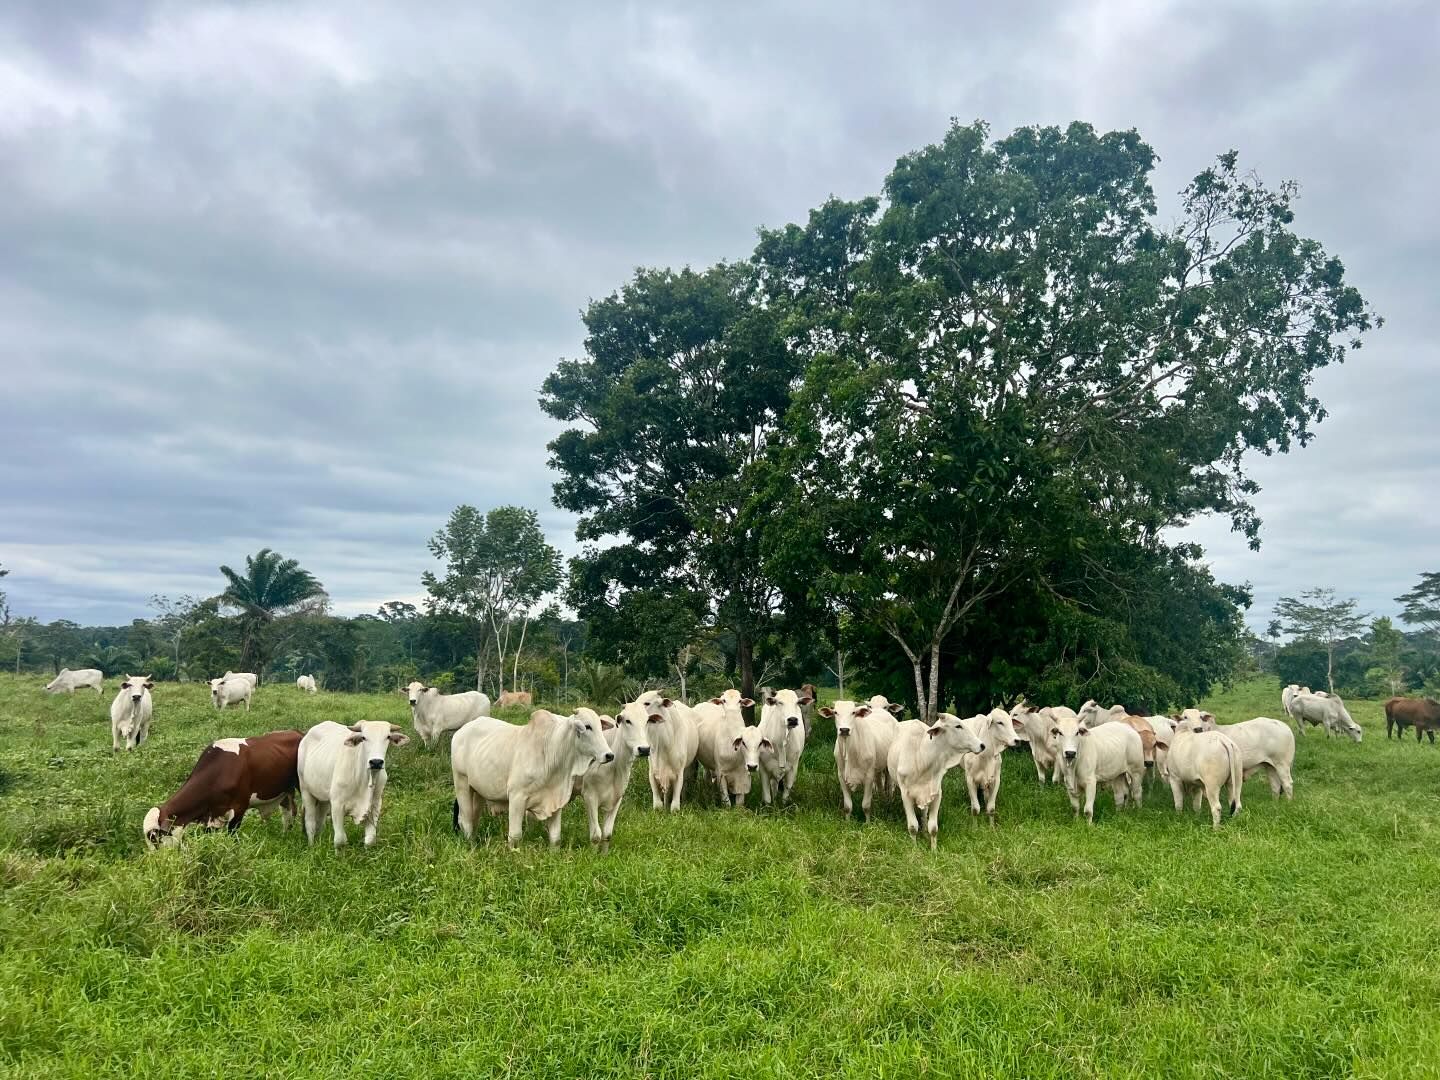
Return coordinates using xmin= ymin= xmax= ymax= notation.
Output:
xmin=451 ymin=798 xmax=460 ymax=832
xmin=1226 ymin=740 xmax=1243 ymax=816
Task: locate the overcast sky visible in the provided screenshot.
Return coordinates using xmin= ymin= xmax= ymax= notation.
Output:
xmin=2 ymin=0 xmax=1435 ymax=633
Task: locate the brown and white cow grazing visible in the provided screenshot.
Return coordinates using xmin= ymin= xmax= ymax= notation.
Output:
xmin=1385 ymin=697 xmax=1440 ymax=742
xmin=142 ymin=730 xmax=303 ymax=848
xmin=497 ymin=690 xmax=534 ymax=708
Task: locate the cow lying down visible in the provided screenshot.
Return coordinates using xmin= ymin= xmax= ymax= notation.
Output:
xmin=143 ymin=730 xmax=303 ymax=849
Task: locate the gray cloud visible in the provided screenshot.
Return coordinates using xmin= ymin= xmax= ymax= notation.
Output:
xmin=1 ymin=0 xmax=1435 ymax=633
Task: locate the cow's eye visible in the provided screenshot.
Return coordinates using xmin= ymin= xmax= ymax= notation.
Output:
xmin=584 ymin=724 xmax=592 ymax=731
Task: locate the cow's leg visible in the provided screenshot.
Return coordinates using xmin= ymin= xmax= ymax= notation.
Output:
xmin=302 ymin=792 xmax=322 ymax=844
xmin=1169 ymin=778 xmax=1184 ymax=813
xmin=669 ymin=769 xmax=685 ymax=813
xmin=545 ymin=809 xmax=563 ymax=849
xmin=454 ymin=782 xmax=477 ymax=840
xmin=506 ymin=796 xmax=527 ymax=850
xmin=987 ymin=769 xmax=1002 ymax=822
xmin=965 ymin=771 xmax=981 ymax=816
xmin=649 ymin=768 xmax=665 ymax=811
xmin=1205 ymin=783 xmax=1223 ymax=829
xmin=1033 ymin=752 xmax=1048 ymax=784
xmin=1430 ymin=730 xmax=1436 ymax=745
xmin=839 ymin=778 xmax=854 ymax=818
xmin=1418 ymin=726 xmax=1425 ymax=743
xmin=900 ymin=787 xmax=920 ymax=840
xmin=586 ymin=795 xmax=603 ymax=846
xmin=280 ymin=792 xmax=296 ymax=830
xmin=363 ymin=796 xmax=382 ymax=846
xmin=602 ymin=797 xmax=623 ymax=847
xmin=1387 ymin=715 xmax=1394 ymax=739
xmin=111 ymin=722 xmax=121 ymax=752
xmin=1083 ymin=777 xmax=1098 ymax=824
xmin=860 ymin=773 xmax=874 ymax=822
xmin=760 ymin=771 xmax=773 ymax=806
xmin=226 ymin=803 xmax=249 ymax=833
xmin=330 ymin=801 xmax=348 ymax=848
xmin=1190 ymin=786 xmax=1204 ymax=813
xmin=927 ymin=790 xmax=943 ymax=851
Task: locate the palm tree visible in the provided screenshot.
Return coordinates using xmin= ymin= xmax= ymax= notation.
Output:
xmin=218 ymin=549 xmax=327 ymax=676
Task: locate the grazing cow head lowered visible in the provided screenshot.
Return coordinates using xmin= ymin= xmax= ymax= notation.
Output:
xmin=344 ymin=721 xmax=410 ymax=774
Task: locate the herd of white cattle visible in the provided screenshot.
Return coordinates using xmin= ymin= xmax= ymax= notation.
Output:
xmin=36 ymin=667 xmax=1365 ymax=852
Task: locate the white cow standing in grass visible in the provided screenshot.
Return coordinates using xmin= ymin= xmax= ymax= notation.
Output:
xmin=298 ymin=720 xmax=409 ymax=848
xmin=640 ymin=692 xmax=701 ymax=811
xmin=1010 ymin=704 xmax=1073 ymax=784
xmin=223 ymin=671 xmax=259 ymax=689
xmin=211 ymin=676 xmax=253 ymax=712
xmin=694 ymin=692 xmax=767 ymax=808
xmin=824 ymin=701 xmax=891 ymax=821
xmin=757 ymin=688 xmax=810 ymax=805
xmin=1187 ymin=711 xmax=1295 ymax=801
xmin=886 ymin=715 xmax=985 ymax=850
xmin=110 ymin=675 xmax=154 ymax=751
xmin=451 ymin=709 xmax=614 ymax=849
xmin=1049 ymin=714 xmax=1144 ymax=823
xmin=296 ymin=675 xmax=318 ymax=693
xmin=45 ymin=668 xmax=105 ymax=695
xmin=959 ymin=708 xmax=1022 ymax=822
xmin=403 ymin=682 xmax=492 ymax=750
xmin=1155 ymin=711 xmax=1243 ymax=828
xmin=575 ymin=706 xmax=650 ymax=849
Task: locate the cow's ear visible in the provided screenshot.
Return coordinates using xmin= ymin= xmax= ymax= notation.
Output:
xmin=1153 ymin=738 xmax=1169 ymax=751
xmin=739 ymin=698 xmax=755 ymax=708
xmin=344 ymin=733 xmax=366 ymax=746
xmin=1078 ymin=725 xmax=1090 ymax=736
xmin=388 ymin=731 xmax=410 ymax=746
xmin=819 ymin=708 xmax=835 ymax=718
xmin=144 ymin=681 xmax=155 ymax=689
xmin=710 ymin=697 xmax=724 ymax=705
xmin=798 ymin=696 xmax=813 ymax=706
xmin=766 ymin=695 xmax=778 ymax=705
xmin=601 ymin=716 xmax=616 ymax=730
xmin=926 ymin=724 xmax=944 ymax=739
xmin=660 ymin=698 xmax=672 ymax=708
xmin=760 ymin=739 xmax=773 ymax=750
xmin=348 ymin=723 xmax=363 ymax=733
xmin=855 ymin=706 xmax=871 ymax=717
xmin=1011 ymin=718 xmax=1026 ymax=733
xmin=732 ymin=735 xmax=745 ymax=750
xmin=1203 ymin=712 xmax=1216 ymax=723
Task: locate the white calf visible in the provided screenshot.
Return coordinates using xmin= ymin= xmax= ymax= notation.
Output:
xmin=1049 ymin=715 xmax=1144 ymax=823
xmin=1155 ymin=715 xmax=1243 ymax=828
xmin=886 ymin=716 xmax=985 ymax=850
xmin=211 ymin=677 xmax=253 ymax=712
xmin=110 ymin=675 xmax=154 ymax=751
xmin=296 ymin=675 xmax=318 ymax=693
xmin=576 ymin=707 xmax=650 ymax=849
xmin=960 ymin=708 xmax=1022 ymax=821
xmin=298 ymin=720 xmax=410 ymax=848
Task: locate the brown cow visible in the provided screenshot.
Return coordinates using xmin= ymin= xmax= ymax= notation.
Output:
xmin=142 ymin=730 xmax=303 ymax=848
xmin=1123 ymin=715 xmax=1160 ymax=770
xmin=1385 ymin=697 xmax=1440 ymax=743
xmin=497 ymin=690 xmax=534 ymax=708
xmin=799 ymin=683 xmax=819 ymax=736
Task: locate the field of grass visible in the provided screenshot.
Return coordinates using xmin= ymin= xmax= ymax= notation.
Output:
xmin=2 ymin=674 xmax=1438 ymax=1077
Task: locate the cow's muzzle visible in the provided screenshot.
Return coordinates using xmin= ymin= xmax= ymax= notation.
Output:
xmin=787 ymin=718 xmax=799 ymax=728
xmin=1063 ymin=750 xmax=1077 ymax=762
xmin=637 ymin=746 xmax=651 ymax=757
xmin=602 ymin=752 xmax=615 ymax=764
xmin=368 ymin=758 xmax=385 ymax=771
xmin=1144 ymin=760 xmax=1154 ymax=769
xmin=838 ymin=728 xmax=851 ymax=738
xmin=746 ymin=763 xmax=758 ymax=772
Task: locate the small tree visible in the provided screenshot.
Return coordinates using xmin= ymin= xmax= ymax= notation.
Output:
xmin=1365 ymin=615 xmax=1406 ymax=698
xmin=422 ymin=506 xmax=562 ymax=694
xmin=149 ymin=594 xmax=203 ymax=680
xmin=1273 ymin=587 xmax=1368 ymax=693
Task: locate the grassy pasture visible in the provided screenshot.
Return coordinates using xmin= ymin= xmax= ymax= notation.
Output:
xmin=1 ymin=675 xmax=1438 ymax=1078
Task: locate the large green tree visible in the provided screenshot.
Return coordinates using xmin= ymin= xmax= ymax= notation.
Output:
xmin=1396 ymin=571 xmax=1440 ymax=643
xmin=540 ymin=264 xmax=797 ymax=701
xmin=218 ymin=548 xmax=328 ymax=676
xmin=1273 ymin=587 xmax=1368 ymax=693
xmin=422 ymin=505 xmax=562 ymax=694
xmin=757 ymin=121 xmax=1374 ymax=720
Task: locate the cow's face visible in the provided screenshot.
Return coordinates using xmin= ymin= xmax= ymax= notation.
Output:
xmin=1049 ymin=717 xmax=1085 ymax=763
xmin=928 ymin=713 xmax=985 ymax=757
xmin=734 ymin=727 xmax=770 ymax=772
xmin=821 ymin=702 xmax=867 ymax=738
xmin=982 ymin=708 xmax=1020 ymax=751
xmin=344 ymin=721 xmax=409 ymax=773
xmin=570 ymin=713 xmax=616 ymax=769
xmin=766 ymin=689 xmax=805 ymax=731
xmin=620 ymin=698 xmax=665 ymax=745
xmin=403 ymin=682 xmax=428 ymax=708
xmin=614 ymin=709 xmax=651 ymax=758
xmin=121 ymin=675 xmax=153 ymax=703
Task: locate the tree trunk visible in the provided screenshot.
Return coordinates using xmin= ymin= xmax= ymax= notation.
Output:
xmin=836 ymin=650 xmax=845 ymax=698
xmin=475 ymin=630 xmax=486 ymax=693
xmin=511 ymin=615 xmax=529 ymax=694
xmin=737 ymin=632 xmax=756 ymax=722
xmin=1327 ymin=643 xmax=1335 ymax=693
xmin=910 ymin=659 xmax=926 ymax=724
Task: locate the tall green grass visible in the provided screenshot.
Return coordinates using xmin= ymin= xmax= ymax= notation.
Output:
xmin=2 ymin=675 xmax=1437 ymax=1077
